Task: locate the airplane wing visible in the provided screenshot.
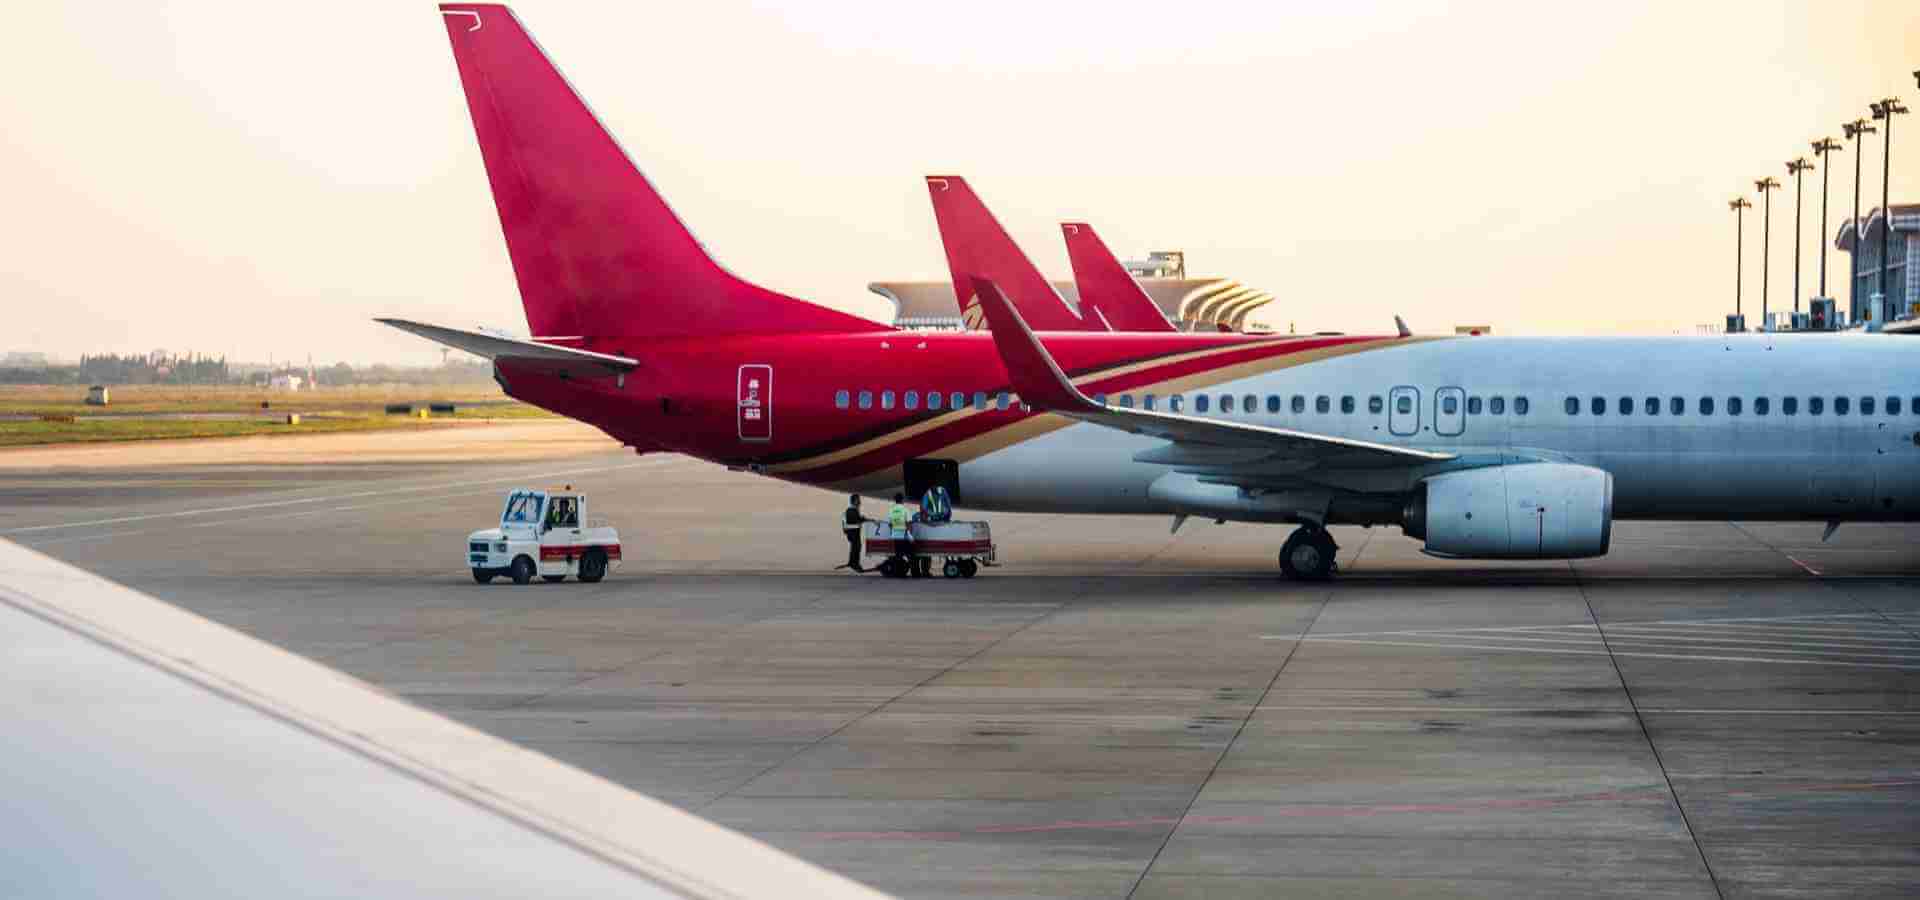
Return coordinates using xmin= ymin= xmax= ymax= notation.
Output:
xmin=970 ymin=277 xmax=1453 ymax=471
xmin=0 ymin=537 xmax=888 ymax=899
xmin=377 ymin=318 xmax=637 ymax=379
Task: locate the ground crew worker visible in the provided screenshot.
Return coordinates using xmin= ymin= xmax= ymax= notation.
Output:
xmin=838 ymin=495 xmax=867 ymax=572
xmin=888 ymin=492 xmax=916 ymax=575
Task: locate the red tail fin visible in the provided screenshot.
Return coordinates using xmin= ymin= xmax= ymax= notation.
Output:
xmin=439 ymin=5 xmax=874 ymax=340
xmin=924 ymin=177 xmax=1098 ymax=332
xmin=1061 ymin=223 xmax=1177 ymax=333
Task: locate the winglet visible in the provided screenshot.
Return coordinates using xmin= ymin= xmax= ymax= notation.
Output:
xmin=968 ymin=277 xmax=1100 ymax=413
xmin=1394 ymin=315 xmax=1412 ymax=338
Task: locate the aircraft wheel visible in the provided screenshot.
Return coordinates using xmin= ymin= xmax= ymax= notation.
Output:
xmin=472 ymin=568 xmax=494 ymax=585
xmin=578 ymin=548 xmax=608 ymax=583
xmin=1278 ymin=527 xmax=1337 ymax=581
xmin=509 ymin=555 xmax=535 ymax=585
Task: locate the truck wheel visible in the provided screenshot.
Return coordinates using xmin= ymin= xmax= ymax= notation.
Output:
xmin=960 ymin=559 xmax=978 ymax=578
xmin=578 ymin=548 xmax=608 ymax=583
xmin=472 ymin=568 xmax=494 ymax=584
xmin=543 ymin=575 xmax=566 ymax=583
xmin=943 ymin=560 xmax=961 ymax=578
xmin=509 ymin=555 xmax=535 ymax=585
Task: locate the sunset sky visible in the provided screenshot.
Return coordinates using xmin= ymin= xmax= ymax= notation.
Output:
xmin=3 ymin=1 xmax=1916 ymax=364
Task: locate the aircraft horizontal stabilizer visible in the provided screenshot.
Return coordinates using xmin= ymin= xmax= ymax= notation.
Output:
xmin=968 ymin=278 xmax=1453 ymax=469
xmin=376 ymin=318 xmax=637 ymax=380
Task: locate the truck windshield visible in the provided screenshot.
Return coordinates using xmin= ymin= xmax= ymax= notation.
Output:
xmin=502 ymin=491 xmax=544 ymax=525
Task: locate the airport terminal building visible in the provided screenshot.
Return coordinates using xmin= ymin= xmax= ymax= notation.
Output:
xmin=871 ymin=251 xmax=1277 ymax=332
xmin=1835 ymin=203 xmax=1919 ymax=327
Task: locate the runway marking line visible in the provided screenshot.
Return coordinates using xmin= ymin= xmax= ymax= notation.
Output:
xmin=1281 ymin=637 xmax=1920 ymax=671
xmin=1269 ymin=611 xmax=1894 ymax=641
xmin=2 ymin=458 xmax=676 ymax=536
xmin=1786 ymin=555 xmax=1824 ymax=576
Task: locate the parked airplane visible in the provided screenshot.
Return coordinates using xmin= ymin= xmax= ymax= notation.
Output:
xmin=926 ymin=176 xmax=1101 ymax=332
xmin=1061 ymin=222 xmax=1179 ymax=333
xmin=392 ymin=3 xmax=1920 ymax=580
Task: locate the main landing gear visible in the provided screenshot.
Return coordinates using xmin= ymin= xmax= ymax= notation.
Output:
xmin=1278 ymin=525 xmax=1338 ymax=581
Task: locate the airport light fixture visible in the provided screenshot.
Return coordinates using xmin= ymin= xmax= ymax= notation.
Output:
xmin=1812 ymin=137 xmax=1843 ymax=302
xmin=1870 ymin=99 xmax=1908 ymax=321
xmin=1729 ymin=197 xmax=1752 ymax=328
xmin=1842 ymin=118 xmax=1876 ymax=323
xmin=1786 ymin=158 xmax=1813 ymax=317
xmin=1755 ymin=177 xmax=1781 ymax=331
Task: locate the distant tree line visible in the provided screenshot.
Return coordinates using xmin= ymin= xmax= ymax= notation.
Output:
xmin=0 ymin=355 xmax=496 ymax=386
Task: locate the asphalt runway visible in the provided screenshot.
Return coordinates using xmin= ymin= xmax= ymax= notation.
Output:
xmin=6 ymin=435 xmax=1919 ymax=899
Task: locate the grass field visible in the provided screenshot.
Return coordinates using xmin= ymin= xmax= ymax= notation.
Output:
xmin=0 ymin=384 xmax=558 ymax=447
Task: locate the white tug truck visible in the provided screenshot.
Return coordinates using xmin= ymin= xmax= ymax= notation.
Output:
xmin=467 ymin=487 xmax=621 ymax=585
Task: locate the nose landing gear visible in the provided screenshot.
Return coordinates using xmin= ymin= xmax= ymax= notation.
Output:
xmin=1278 ymin=526 xmax=1338 ymax=581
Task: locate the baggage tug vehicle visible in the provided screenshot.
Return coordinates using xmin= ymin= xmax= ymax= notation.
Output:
xmin=468 ymin=487 xmax=621 ymax=584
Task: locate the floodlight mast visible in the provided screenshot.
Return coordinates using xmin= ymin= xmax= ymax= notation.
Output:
xmin=1755 ymin=177 xmax=1781 ymax=331
xmin=1870 ymin=99 xmax=1908 ymax=321
xmin=1786 ymin=158 xmax=1813 ymax=317
xmin=1811 ymin=137 xmax=1842 ymax=302
xmin=1729 ymin=196 xmax=1752 ymax=327
xmin=1843 ymin=118 xmax=1876 ymax=323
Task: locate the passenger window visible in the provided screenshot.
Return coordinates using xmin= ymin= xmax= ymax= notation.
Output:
xmin=928 ymin=391 xmax=943 ymax=411
xmin=858 ymin=390 xmax=873 ymax=410
xmin=1341 ymin=396 xmax=1356 ymax=414
xmin=952 ymin=391 xmax=965 ymax=410
xmin=1891 ymin=397 xmax=1903 ymax=415
xmin=1490 ymin=396 xmax=1505 ymax=415
xmin=1618 ymin=397 xmax=1632 ymax=415
xmin=1093 ymin=393 xmax=1107 ymax=407
xmin=1911 ymin=396 xmax=1920 ymax=414
xmin=1835 ymin=396 xmax=1849 ymax=415
xmin=1169 ymin=395 xmax=1185 ymax=412
xmin=1245 ymin=394 xmax=1258 ymax=413
xmin=1292 ymin=395 xmax=1307 ymax=414
xmin=1267 ymin=395 xmax=1282 ymax=414
xmin=1783 ymin=396 xmax=1797 ymax=415
xmin=1144 ymin=394 xmax=1157 ymax=410
xmin=1644 ymin=397 xmax=1659 ymax=415
xmin=972 ymin=392 xmax=987 ymax=410
xmin=995 ymin=392 xmax=1010 ymax=411
xmin=1467 ymin=396 xmax=1482 ymax=415
xmin=1196 ymin=395 xmax=1211 ymax=413
xmin=835 ymin=389 xmax=850 ymax=409
xmin=1755 ymin=397 xmax=1769 ymax=415
xmin=1670 ymin=396 xmax=1683 ymax=416
xmin=1699 ymin=397 xmax=1713 ymax=415
xmin=881 ymin=390 xmax=896 ymax=410
xmin=1316 ymin=395 xmax=1331 ymax=414
xmin=1590 ymin=397 xmax=1605 ymax=415
xmin=1371 ymin=395 xmax=1387 ymax=414
xmin=1120 ymin=394 xmax=1135 ymax=409
xmin=1727 ymin=397 xmax=1741 ymax=416
xmin=1220 ymin=394 xmax=1234 ymax=413
xmin=1861 ymin=397 xmax=1875 ymax=416
xmin=1810 ymin=396 xmax=1823 ymax=415
xmin=1566 ymin=397 xmax=1580 ymax=415
xmin=904 ymin=391 xmax=919 ymax=410
xmin=1442 ymin=395 xmax=1459 ymax=415
xmin=1515 ymin=397 xmax=1529 ymax=415
xmin=1397 ymin=395 xmax=1414 ymax=415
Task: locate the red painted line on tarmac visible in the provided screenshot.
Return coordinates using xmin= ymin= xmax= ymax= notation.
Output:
xmin=1786 ymin=555 xmax=1824 ymax=576
xmin=805 ymin=778 xmax=1920 ymax=842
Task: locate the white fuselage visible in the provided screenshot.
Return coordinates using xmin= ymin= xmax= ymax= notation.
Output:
xmin=949 ymin=334 xmax=1920 ymax=522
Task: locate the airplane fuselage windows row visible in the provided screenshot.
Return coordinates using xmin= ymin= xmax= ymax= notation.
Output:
xmin=1563 ymin=394 xmax=1917 ymax=418
xmin=829 ymin=387 xmax=1920 ymax=425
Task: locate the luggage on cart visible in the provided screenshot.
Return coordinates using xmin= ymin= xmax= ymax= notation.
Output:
xmin=863 ymin=520 xmax=993 ymax=578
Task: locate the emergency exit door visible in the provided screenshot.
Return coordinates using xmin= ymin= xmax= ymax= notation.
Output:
xmin=1388 ymin=386 xmax=1420 ymax=436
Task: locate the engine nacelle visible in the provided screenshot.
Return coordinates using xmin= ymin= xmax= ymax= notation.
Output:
xmin=1403 ymin=463 xmax=1613 ymax=559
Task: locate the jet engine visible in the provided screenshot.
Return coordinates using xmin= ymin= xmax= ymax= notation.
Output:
xmin=1402 ymin=463 xmax=1613 ymax=559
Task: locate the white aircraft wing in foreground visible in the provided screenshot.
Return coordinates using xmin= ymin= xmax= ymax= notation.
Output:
xmin=0 ymin=539 xmax=888 ymax=900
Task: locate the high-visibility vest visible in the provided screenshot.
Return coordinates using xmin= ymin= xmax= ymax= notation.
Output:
xmin=888 ymin=503 xmax=910 ymax=532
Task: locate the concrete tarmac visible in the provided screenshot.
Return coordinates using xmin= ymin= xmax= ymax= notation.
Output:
xmin=6 ymin=430 xmax=1918 ymax=898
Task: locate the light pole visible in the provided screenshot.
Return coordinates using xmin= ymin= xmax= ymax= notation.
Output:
xmin=1812 ymin=137 xmax=1842 ymax=304
xmin=1842 ymin=118 xmax=1876 ymax=324
xmin=1870 ymin=98 xmax=1909 ymax=325
xmin=1730 ymin=197 xmax=1752 ymax=330
xmin=1787 ymin=158 xmax=1813 ymax=319
xmin=1755 ymin=177 xmax=1780 ymax=331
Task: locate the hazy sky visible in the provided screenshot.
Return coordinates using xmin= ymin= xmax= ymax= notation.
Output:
xmin=3 ymin=1 xmax=1916 ymax=364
